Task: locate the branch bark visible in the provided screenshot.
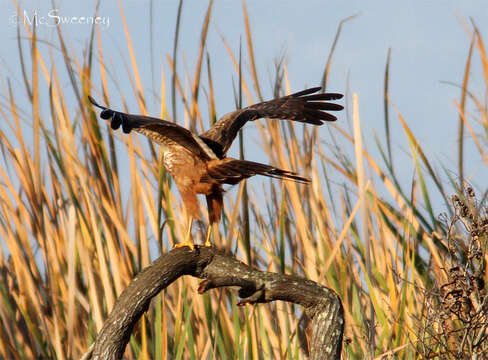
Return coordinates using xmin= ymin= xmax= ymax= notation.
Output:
xmin=82 ymin=246 xmax=344 ymax=360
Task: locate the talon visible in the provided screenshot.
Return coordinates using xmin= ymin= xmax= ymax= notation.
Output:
xmin=174 ymin=217 xmax=195 ymax=250
xmin=174 ymin=242 xmax=195 ymax=251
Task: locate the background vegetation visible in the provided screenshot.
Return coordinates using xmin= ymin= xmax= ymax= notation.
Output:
xmin=0 ymin=2 xmax=487 ymax=359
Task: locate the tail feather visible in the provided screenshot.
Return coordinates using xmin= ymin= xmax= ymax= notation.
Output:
xmin=207 ymin=159 xmax=310 ymax=185
xmin=206 ymin=191 xmax=223 ymax=224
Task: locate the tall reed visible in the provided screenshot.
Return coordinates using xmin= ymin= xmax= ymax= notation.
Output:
xmin=0 ymin=2 xmax=486 ymax=359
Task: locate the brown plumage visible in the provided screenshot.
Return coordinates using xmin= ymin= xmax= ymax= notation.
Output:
xmin=88 ymin=87 xmax=343 ymax=226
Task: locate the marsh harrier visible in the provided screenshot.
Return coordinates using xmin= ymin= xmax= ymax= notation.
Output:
xmin=88 ymin=87 xmax=343 ymax=249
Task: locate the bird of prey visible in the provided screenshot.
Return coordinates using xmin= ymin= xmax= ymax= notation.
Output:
xmin=88 ymin=87 xmax=343 ymax=249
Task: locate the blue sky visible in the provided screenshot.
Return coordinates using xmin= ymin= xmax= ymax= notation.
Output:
xmin=1 ymin=0 xmax=487 ymax=213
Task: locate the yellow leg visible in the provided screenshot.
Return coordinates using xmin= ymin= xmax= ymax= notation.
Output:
xmin=174 ymin=217 xmax=195 ymax=250
xmin=204 ymin=222 xmax=216 ymax=247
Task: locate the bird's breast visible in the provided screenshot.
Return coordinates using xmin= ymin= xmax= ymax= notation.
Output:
xmin=162 ymin=151 xmax=182 ymax=173
xmin=161 ymin=149 xmax=204 ymax=177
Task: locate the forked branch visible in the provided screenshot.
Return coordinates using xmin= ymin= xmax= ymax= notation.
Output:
xmin=83 ymin=246 xmax=344 ymax=360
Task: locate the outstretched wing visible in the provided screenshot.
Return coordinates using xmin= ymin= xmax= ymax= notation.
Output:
xmin=88 ymin=96 xmax=217 ymax=160
xmin=198 ymin=87 xmax=343 ymax=157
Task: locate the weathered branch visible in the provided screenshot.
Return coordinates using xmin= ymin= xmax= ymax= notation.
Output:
xmin=83 ymin=246 xmax=344 ymax=360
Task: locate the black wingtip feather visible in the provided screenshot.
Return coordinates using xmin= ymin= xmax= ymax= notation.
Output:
xmin=88 ymin=96 xmax=114 ymax=120
xmin=87 ymin=95 xmax=104 ymax=109
xmin=304 ymin=109 xmax=337 ymax=122
xmin=122 ymin=124 xmax=132 ymax=134
xmin=307 ymin=102 xmax=344 ymax=111
xmin=290 ymin=87 xmax=322 ymax=98
xmin=302 ymin=118 xmax=324 ymax=125
xmin=302 ymin=93 xmax=343 ymax=101
xmin=110 ymin=113 xmax=122 ymax=130
xmin=88 ymin=96 xmax=130 ymax=131
xmin=100 ymin=109 xmax=114 ymax=120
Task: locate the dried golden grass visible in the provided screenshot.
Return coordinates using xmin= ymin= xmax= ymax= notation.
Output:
xmin=0 ymin=3 xmax=487 ymax=360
